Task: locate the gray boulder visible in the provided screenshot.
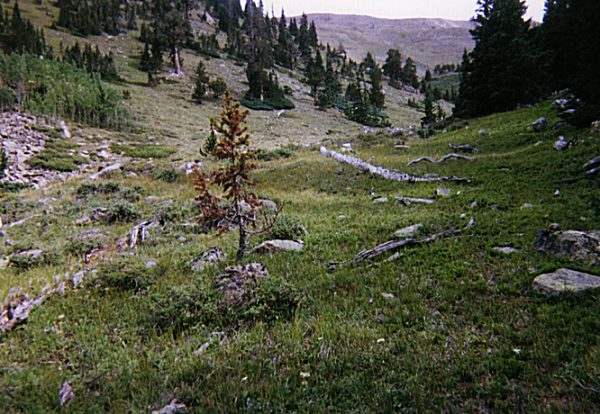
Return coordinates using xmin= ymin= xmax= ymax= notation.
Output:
xmin=250 ymin=239 xmax=304 ymax=254
xmin=584 ymin=155 xmax=600 ymax=175
xmin=553 ymin=136 xmax=569 ymax=151
xmin=436 ymin=188 xmax=451 ymax=198
xmin=532 ymin=117 xmax=548 ymax=132
xmin=592 ymin=121 xmax=599 ymax=133
xmin=535 ymin=227 xmax=600 ymax=266
xmin=392 ymin=223 xmax=423 ymax=239
xmin=493 ymin=246 xmax=520 ymax=254
xmin=190 ymin=247 xmax=225 ymax=272
xmin=533 ymin=268 xmax=600 ymax=295
xmin=372 ymin=197 xmax=388 ymax=204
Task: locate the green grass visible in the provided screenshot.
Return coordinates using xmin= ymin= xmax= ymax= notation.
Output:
xmin=1 ymin=101 xmax=599 ymax=412
xmin=111 ymin=143 xmax=176 ymax=159
xmin=27 ymin=137 xmax=87 ymax=172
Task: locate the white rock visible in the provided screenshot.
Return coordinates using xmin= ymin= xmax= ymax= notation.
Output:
xmin=493 ymin=246 xmax=520 ymax=254
xmin=533 ymin=268 xmax=600 ymax=296
xmin=392 ymin=224 xmax=423 ymax=239
xmin=553 ymin=136 xmax=569 ymax=151
xmin=250 ymin=239 xmax=304 ymax=254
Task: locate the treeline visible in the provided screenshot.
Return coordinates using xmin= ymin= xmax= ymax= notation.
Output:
xmin=0 ymin=2 xmax=126 ymax=128
xmin=63 ymin=42 xmax=119 ymax=81
xmin=456 ymin=0 xmax=600 ymax=125
xmin=0 ymin=53 xmax=128 ymax=128
xmin=56 ymin=0 xmax=136 ymax=36
xmin=0 ymin=1 xmax=48 ymax=56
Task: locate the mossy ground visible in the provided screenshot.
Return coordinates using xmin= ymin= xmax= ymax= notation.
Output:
xmin=1 ymin=100 xmax=599 ymax=412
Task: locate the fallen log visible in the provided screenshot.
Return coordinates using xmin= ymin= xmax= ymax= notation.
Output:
xmin=320 ymin=147 xmax=467 ymax=183
xmin=129 ymin=220 xmax=160 ymax=249
xmin=88 ymin=162 xmax=122 ymax=180
xmin=449 ymin=143 xmax=480 ymax=153
xmin=407 ymin=153 xmax=474 ymax=167
xmin=329 ymin=217 xmax=474 ymax=269
xmin=395 ymin=196 xmax=435 ymax=205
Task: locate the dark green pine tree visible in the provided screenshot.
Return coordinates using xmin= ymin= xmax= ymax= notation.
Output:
xmin=139 ymin=40 xmax=152 ymax=72
xmin=306 ymin=50 xmax=325 ymax=101
xmin=318 ymin=58 xmax=342 ymax=108
xmin=421 ymin=89 xmax=436 ymax=126
xmin=542 ymin=0 xmax=600 ymax=123
xmin=288 ymin=17 xmax=298 ymax=39
xmin=297 ymin=13 xmax=310 ymax=60
xmin=369 ymin=64 xmax=385 ymax=109
xmin=455 ymin=0 xmax=544 ymax=118
xmin=402 ymin=57 xmax=419 ymax=88
xmin=275 ymin=9 xmax=294 ymax=69
xmin=150 ymin=34 xmax=163 ymax=72
xmin=360 ymin=52 xmax=376 ymax=75
xmin=383 ymin=49 xmax=403 ymax=85
xmin=192 ymin=60 xmax=210 ymax=103
xmin=308 ymin=21 xmax=318 ymax=48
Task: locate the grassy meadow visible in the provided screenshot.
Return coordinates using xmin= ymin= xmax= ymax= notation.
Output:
xmin=1 ymin=100 xmax=599 ymax=412
xmin=0 ymin=0 xmax=599 ymax=412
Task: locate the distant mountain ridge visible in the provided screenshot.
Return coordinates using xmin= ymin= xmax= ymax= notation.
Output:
xmin=303 ymin=14 xmax=475 ymax=72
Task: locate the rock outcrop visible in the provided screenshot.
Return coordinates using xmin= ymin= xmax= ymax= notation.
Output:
xmin=535 ymin=226 xmax=600 ymax=266
xmin=533 ymin=268 xmax=600 ymax=295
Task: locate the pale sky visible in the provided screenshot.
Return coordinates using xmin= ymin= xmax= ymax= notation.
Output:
xmin=248 ymin=0 xmax=546 ymax=22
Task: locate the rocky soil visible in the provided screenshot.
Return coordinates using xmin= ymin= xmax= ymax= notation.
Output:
xmin=0 ymin=112 xmax=122 ymax=188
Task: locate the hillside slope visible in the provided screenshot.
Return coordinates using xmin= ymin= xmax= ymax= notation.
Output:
xmin=1 ymin=99 xmax=599 ymax=412
xmin=305 ymin=14 xmax=474 ymax=71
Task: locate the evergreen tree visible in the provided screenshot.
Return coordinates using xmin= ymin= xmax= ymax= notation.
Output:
xmin=306 ymin=50 xmax=325 ymax=101
xmin=297 ymin=13 xmax=310 ymax=60
xmin=150 ymin=34 xmax=163 ymax=72
xmin=542 ymin=0 xmax=600 ymax=123
xmin=455 ymin=0 xmax=545 ymax=118
xmin=383 ymin=49 xmax=403 ymax=86
xmin=139 ymin=40 xmax=152 ymax=72
xmin=308 ymin=21 xmax=318 ymax=48
xmin=402 ymin=57 xmax=419 ymax=88
xmin=421 ymin=90 xmax=436 ymax=126
xmin=318 ymin=58 xmax=342 ymax=108
xmin=360 ymin=52 xmax=376 ymax=75
xmin=192 ymin=60 xmax=210 ymax=103
xmin=369 ymin=64 xmax=385 ymax=109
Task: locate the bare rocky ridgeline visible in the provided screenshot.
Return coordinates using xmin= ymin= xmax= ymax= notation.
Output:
xmin=0 ymin=112 xmax=118 ymax=188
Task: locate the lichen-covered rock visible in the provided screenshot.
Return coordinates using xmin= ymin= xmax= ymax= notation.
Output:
xmin=250 ymin=239 xmax=304 ymax=254
xmin=392 ymin=224 xmax=423 ymax=239
xmin=214 ymin=263 xmax=269 ymax=306
xmin=533 ymin=268 xmax=600 ymax=295
xmin=190 ymin=247 xmax=225 ymax=272
xmin=535 ymin=227 xmax=600 ymax=266
xmin=532 ymin=117 xmax=548 ymax=132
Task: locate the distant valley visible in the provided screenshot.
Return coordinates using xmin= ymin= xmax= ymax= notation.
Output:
xmin=305 ymin=14 xmax=474 ymax=71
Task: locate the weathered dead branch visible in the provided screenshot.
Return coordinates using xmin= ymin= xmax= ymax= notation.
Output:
xmin=320 ymin=147 xmax=467 ymax=182
xmin=407 ymin=153 xmax=474 ymax=167
xmin=449 ymin=143 xmax=480 ymax=153
xmin=395 ymin=197 xmax=435 ymax=205
xmin=329 ymin=217 xmax=474 ymax=270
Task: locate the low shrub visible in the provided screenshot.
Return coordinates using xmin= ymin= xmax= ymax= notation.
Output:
xmin=94 ymin=201 xmax=140 ymax=224
xmin=92 ymin=256 xmax=156 ymax=292
xmin=270 ymin=214 xmax=307 ymax=240
xmin=241 ymin=97 xmax=295 ymax=111
xmin=28 ymin=138 xmax=87 ymax=172
xmin=256 ymin=147 xmax=294 ymax=161
xmin=153 ymin=167 xmax=180 ymax=183
xmin=75 ymin=182 xmax=122 ymax=198
xmin=148 ymin=271 xmax=301 ymax=333
xmin=111 ymin=144 xmax=176 ymax=159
